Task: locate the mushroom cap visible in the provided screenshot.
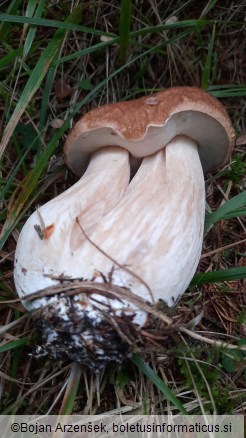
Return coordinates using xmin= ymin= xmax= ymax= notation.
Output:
xmin=64 ymin=86 xmax=235 ymax=176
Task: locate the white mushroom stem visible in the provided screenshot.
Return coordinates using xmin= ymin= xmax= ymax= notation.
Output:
xmin=15 ymin=135 xmax=205 ymax=312
xmin=14 ymin=146 xmax=130 ymax=307
xmin=67 ymin=135 xmax=205 ymax=306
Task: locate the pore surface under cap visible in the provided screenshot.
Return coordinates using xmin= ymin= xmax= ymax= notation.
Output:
xmin=64 ymin=86 xmax=235 ymax=175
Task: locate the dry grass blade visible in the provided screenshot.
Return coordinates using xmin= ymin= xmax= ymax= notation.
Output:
xmin=59 ymin=364 xmax=83 ymax=415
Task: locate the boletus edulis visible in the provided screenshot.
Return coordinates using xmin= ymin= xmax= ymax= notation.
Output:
xmin=14 ymin=87 xmax=235 ymax=370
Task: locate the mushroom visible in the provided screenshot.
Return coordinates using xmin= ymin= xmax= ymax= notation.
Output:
xmin=14 ymin=87 xmax=235 ymax=369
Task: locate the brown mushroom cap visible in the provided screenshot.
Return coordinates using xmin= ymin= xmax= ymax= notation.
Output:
xmin=64 ymin=86 xmax=235 ymax=176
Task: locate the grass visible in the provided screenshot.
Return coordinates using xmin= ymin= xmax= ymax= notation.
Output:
xmin=0 ymin=0 xmax=245 ymax=416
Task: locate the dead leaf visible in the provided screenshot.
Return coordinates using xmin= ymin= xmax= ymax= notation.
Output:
xmin=54 ymin=79 xmax=72 ymax=99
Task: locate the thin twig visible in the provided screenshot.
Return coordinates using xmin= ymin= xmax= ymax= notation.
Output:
xmin=179 ymin=326 xmax=246 ymax=351
xmin=201 ymin=237 xmax=246 ymax=259
xmin=75 ymin=217 xmax=155 ymax=304
xmin=4 ymin=280 xmax=245 ymax=352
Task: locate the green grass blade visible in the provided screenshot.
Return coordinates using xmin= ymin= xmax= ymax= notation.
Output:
xmin=55 ymin=38 xmax=120 ymax=64
xmin=8 ymin=341 xmax=21 ymax=399
xmin=0 ymin=8 xmax=80 ymax=161
xmin=191 ymin=266 xmax=246 ymax=286
xmin=119 ymin=0 xmax=132 ymax=65
xmin=0 ymin=140 xmax=35 ymax=202
xmin=0 ymin=15 xmax=208 ymax=37
xmin=201 ymin=24 xmax=216 ymax=89
xmin=25 ymin=0 xmax=38 ymax=16
xmin=200 ymin=0 xmax=218 ymax=18
xmin=39 ymin=66 xmax=57 ymax=133
xmin=222 ymin=208 xmax=246 ymax=220
xmin=0 ymin=14 xmax=115 ymax=37
xmin=208 ymin=85 xmax=246 ymax=97
xmin=0 ymin=337 xmax=29 ymax=353
xmin=205 ymin=191 xmax=246 ymax=233
xmin=0 ymin=47 xmax=23 ymax=70
xmin=23 ymin=0 xmax=46 ymax=59
xmin=0 ymin=0 xmax=22 ymax=40
xmin=130 ymin=19 xmax=209 ymax=36
xmin=131 ymin=354 xmax=188 ymax=414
